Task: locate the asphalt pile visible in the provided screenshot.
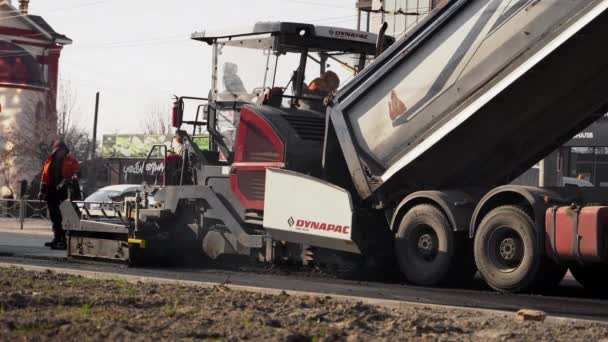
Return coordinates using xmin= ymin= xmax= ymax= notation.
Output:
xmin=0 ymin=267 xmax=607 ymax=341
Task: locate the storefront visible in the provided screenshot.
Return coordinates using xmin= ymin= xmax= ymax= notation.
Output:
xmin=560 ymin=115 xmax=608 ymax=187
xmin=103 ymin=158 xmax=167 ymax=186
xmin=509 ymin=115 xmax=608 ymax=188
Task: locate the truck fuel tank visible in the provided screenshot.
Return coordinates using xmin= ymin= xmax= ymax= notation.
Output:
xmin=546 ymin=206 xmax=608 ymax=263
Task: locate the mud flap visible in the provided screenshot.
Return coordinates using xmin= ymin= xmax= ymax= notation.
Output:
xmin=263 ymin=168 xmax=360 ymax=254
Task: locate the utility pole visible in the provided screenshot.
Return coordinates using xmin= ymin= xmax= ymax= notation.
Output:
xmin=87 ymin=92 xmax=100 ymax=194
xmin=90 ymin=92 xmax=100 ymax=159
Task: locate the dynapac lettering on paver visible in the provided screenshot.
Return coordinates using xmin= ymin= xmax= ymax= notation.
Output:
xmin=295 ymin=219 xmax=350 ymax=235
xmin=335 ymin=30 xmax=368 ymax=40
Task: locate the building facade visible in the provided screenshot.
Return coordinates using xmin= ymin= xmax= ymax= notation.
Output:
xmin=0 ymin=0 xmax=71 ymax=197
xmin=560 ymin=115 xmax=608 ymax=186
xmin=357 ymin=0 xmax=443 ymax=38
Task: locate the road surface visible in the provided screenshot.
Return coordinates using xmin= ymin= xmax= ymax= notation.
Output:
xmin=1 ymin=228 xmax=607 ymax=322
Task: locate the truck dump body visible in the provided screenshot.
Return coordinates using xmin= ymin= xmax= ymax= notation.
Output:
xmin=329 ymin=0 xmax=608 ymax=199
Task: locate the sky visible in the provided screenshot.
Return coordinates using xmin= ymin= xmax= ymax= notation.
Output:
xmin=29 ymin=0 xmax=360 ymax=135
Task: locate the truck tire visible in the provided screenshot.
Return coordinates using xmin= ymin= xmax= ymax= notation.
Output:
xmin=570 ymin=264 xmax=608 ymax=294
xmin=474 ymin=205 xmax=540 ymax=292
xmin=394 ymin=204 xmax=475 ymax=286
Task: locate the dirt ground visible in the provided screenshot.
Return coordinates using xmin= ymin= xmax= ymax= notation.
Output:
xmin=1 ymin=267 xmax=607 ymax=341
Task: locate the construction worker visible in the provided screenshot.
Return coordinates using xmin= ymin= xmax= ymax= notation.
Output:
xmin=222 ymin=62 xmax=247 ymax=98
xmin=165 ymin=137 xmax=184 ymax=185
xmin=38 ymin=140 xmax=81 ymax=250
xmin=308 ymin=70 xmax=341 ymax=94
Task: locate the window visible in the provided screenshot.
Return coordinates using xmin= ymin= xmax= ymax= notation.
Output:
xmin=569 ymin=147 xmax=608 ymax=187
xmin=0 ymin=41 xmax=43 ymax=86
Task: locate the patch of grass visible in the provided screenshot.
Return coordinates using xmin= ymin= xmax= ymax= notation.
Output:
xmin=80 ymin=303 xmax=93 ymax=317
xmin=111 ymin=278 xmax=139 ymax=296
xmin=111 ymin=278 xmax=139 ymax=297
xmin=241 ymin=310 xmax=253 ymax=328
xmin=0 ymin=279 xmax=11 ymax=288
xmin=112 ymin=278 xmax=129 ymax=288
xmin=14 ymin=325 xmax=35 ymax=334
xmin=312 ymin=327 xmax=328 ymax=342
xmin=14 ymin=322 xmax=50 ymax=335
xmin=114 ymin=312 xmax=129 ymax=322
xmin=161 ymin=300 xmax=179 ymax=318
xmin=92 ymin=311 xmax=129 ymax=324
xmin=126 ymin=286 xmax=138 ymax=296
xmin=95 ymin=317 xmax=103 ymax=331
xmin=66 ymin=276 xmax=97 ymax=287
xmin=14 ymin=277 xmax=34 ymax=289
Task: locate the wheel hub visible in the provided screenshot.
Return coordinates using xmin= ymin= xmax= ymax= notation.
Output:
xmin=417 ymin=233 xmax=435 ymax=257
xmin=499 ymin=238 xmax=517 ymax=260
xmin=487 ymin=226 xmax=525 ymax=272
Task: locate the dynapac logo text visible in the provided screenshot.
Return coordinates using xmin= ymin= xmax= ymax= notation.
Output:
xmin=295 ymin=219 xmax=350 ymax=235
xmin=332 ymin=30 xmax=368 ymax=40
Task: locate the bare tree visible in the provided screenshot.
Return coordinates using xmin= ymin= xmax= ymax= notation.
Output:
xmin=57 ymin=78 xmax=79 ymax=140
xmin=0 ymin=145 xmax=16 ymax=197
xmin=0 ymin=77 xmax=90 ymax=196
xmin=56 ymin=78 xmax=91 ymax=161
xmin=142 ymin=105 xmax=172 ymax=135
xmin=1 ymin=93 xmax=52 ymax=197
xmin=0 ymin=133 xmax=42 ymax=198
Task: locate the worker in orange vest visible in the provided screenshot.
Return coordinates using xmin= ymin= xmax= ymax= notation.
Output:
xmin=308 ymin=70 xmax=341 ymax=94
xmin=38 ymin=140 xmax=81 ymax=250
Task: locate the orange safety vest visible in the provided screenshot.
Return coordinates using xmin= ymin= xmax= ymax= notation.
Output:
xmin=308 ymin=78 xmax=325 ymax=92
xmin=40 ymin=154 xmax=80 ymax=186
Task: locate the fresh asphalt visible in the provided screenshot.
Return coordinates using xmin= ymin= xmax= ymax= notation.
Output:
xmin=1 ymin=229 xmax=608 ymax=322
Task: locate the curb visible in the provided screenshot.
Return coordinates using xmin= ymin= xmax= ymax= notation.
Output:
xmin=0 ymin=227 xmax=52 ymax=236
xmin=0 ymin=261 xmax=604 ymax=325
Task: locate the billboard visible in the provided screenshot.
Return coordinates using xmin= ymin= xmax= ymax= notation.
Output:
xmin=102 ymin=135 xmax=209 ymax=159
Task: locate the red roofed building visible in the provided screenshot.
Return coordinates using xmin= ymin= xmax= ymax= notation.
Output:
xmin=0 ymin=0 xmax=71 ymax=197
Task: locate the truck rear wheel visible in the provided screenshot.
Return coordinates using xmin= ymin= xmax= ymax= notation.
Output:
xmin=474 ymin=205 xmax=539 ymax=292
xmin=394 ymin=204 xmax=475 ymax=286
xmin=570 ymin=264 xmax=608 ymax=293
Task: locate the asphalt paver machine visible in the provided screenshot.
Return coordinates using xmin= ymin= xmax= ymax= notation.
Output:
xmin=62 ymin=21 xmax=392 ymax=267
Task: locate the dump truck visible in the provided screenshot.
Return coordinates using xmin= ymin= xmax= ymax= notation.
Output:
xmin=63 ymin=0 xmax=608 ymax=293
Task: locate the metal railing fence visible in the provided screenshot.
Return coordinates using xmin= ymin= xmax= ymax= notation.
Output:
xmin=0 ymin=198 xmax=50 ymax=229
xmin=1 ymin=198 xmax=132 ymax=230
